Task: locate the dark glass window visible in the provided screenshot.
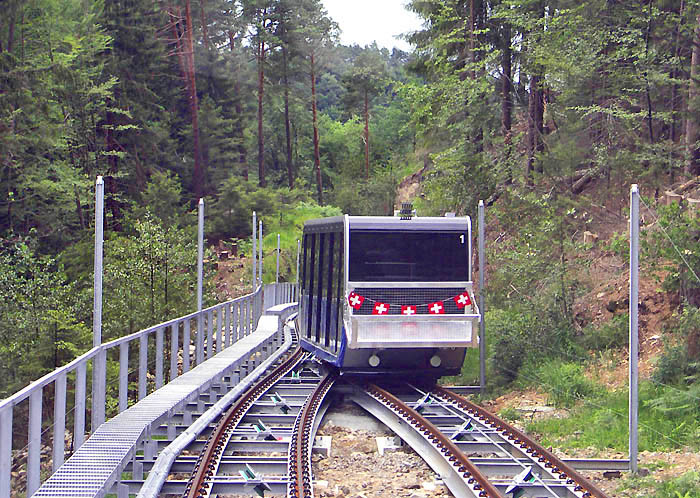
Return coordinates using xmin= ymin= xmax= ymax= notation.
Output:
xmin=349 ymin=230 xmax=469 ymax=282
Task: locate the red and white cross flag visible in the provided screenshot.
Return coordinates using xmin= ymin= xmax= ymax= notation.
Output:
xmin=428 ymin=301 xmax=445 ymax=314
xmin=347 ymin=292 xmax=365 ymax=310
xmin=453 ymin=292 xmax=472 ymax=309
xmin=401 ymin=305 xmax=417 ymax=316
xmin=372 ymin=302 xmax=390 ymax=315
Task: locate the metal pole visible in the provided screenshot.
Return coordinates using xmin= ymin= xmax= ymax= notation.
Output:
xmin=276 ymin=234 xmax=280 ymax=284
xmin=259 ymin=219 xmax=263 ymax=285
xmin=92 ymin=177 xmax=105 ymax=430
xmin=629 ymin=184 xmax=639 ymax=473
xmin=197 ymin=199 xmax=204 ymax=365
xmin=93 ymin=176 xmax=104 ymax=348
xmin=296 ymin=239 xmax=300 ymax=284
xmin=478 ymin=200 xmax=486 ymax=393
xmin=252 ymin=211 xmax=257 ymax=290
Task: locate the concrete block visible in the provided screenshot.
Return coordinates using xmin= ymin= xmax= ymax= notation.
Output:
xmin=376 ymin=436 xmax=404 ymax=456
xmin=313 ymin=435 xmax=332 ymax=457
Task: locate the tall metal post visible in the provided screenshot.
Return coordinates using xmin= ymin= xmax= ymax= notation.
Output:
xmin=259 ymin=220 xmax=263 ymax=284
xmin=296 ymin=239 xmax=301 ymax=284
xmin=276 ymin=234 xmax=280 ymax=284
xmin=93 ymin=176 xmax=104 ymax=348
xmin=629 ymin=185 xmax=639 ymax=473
xmin=197 ymin=198 xmax=204 ymax=365
xmin=252 ymin=211 xmax=257 ymax=289
xmin=478 ymin=200 xmax=486 ymax=393
xmin=92 ymin=176 xmax=106 ymax=430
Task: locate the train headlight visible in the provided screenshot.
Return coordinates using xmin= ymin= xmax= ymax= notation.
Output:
xmin=368 ymin=354 xmax=381 ymax=367
xmin=429 ymin=355 xmax=442 ymax=368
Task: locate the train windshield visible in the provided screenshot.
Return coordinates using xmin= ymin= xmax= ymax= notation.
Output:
xmin=349 ymin=230 xmax=469 ymax=282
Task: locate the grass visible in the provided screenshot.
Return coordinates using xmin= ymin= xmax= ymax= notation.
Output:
xmin=618 ymin=471 xmax=700 ymax=498
xmin=525 ymin=380 xmax=700 ymax=452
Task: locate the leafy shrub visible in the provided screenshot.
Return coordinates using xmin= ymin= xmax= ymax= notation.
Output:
xmin=578 ymin=314 xmax=628 ymax=351
xmin=653 ymin=305 xmax=700 ymax=384
xmin=532 ymin=361 xmax=600 ymax=408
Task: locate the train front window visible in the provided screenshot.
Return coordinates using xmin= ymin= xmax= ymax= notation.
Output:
xmin=349 ymin=230 xmax=469 ymax=282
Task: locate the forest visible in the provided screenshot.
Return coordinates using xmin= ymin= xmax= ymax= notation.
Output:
xmin=2 ymin=2 xmax=700 ymax=488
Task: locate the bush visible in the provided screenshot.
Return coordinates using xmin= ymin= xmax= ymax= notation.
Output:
xmin=532 ymin=361 xmax=600 ymax=408
xmin=578 ymin=314 xmax=628 ymax=351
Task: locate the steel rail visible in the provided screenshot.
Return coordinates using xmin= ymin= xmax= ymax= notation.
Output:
xmin=288 ymin=371 xmax=336 ymax=498
xmin=183 ymin=347 xmax=306 ymax=498
xmin=365 ymin=383 xmax=502 ymax=498
xmin=434 ymin=386 xmax=609 ymax=498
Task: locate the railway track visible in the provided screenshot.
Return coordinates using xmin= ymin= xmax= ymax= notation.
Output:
xmin=179 ymin=366 xmax=608 ymax=498
xmin=182 ymin=345 xmax=335 ymax=498
xmin=352 ymin=382 xmax=608 ymax=498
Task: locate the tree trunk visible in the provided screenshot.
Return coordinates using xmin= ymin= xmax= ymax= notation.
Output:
xmin=257 ymin=37 xmax=266 ymax=187
xmin=527 ymin=74 xmax=545 ymax=180
xmin=184 ymin=0 xmax=205 ymax=198
xmin=364 ymin=89 xmax=370 ymax=179
xmin=74 ymin=184 xmax=85 ymax=229
xmin=282 ymin=45 xmax=294 ymax=189
xmin=671 ymin=0 xmax=685 ymax=144
xmin=644 ymin=0 xmax=654 ymax=144
xmin=311 ymin=53 xmax=322 ymax=204
xmin=200 ymin=0 xmax=209 ymax=51
xmin=228 ymin=31 xmax=248 ymax=180
xmin=686 ymin=14 xmax=700 ymax=175
xmin=501 ymin=22 xmax=513 ymax=182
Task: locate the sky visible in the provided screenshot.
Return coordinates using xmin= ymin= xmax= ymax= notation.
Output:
xmin=320 ymin=0 xmax=423 ymax=52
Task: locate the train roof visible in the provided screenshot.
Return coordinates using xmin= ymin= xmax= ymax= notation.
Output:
xmin=303 ymin=215 xmax=471 ymax=233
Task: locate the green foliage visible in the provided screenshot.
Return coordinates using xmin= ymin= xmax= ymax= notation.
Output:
xmin=525 ymin=361 xmax=601 ymax=408
xmin=578 ymin=314 xmax=629 ymax=351
xmin=642 ymin=202 xmax=700 ymax=301
xmin=260 ymin=201 xmax=342 ymax=283
xmin=499 ymin=406 xmax=521 ymax=422
xmin=653 ymin=305 xmax=700 ymax=384
xmin=527 ymin=382 xmax=700 ymax=452
xmin=0 ymin=237 xmax=90 ymax=396
xmin=102 ymin=212 xmax=211 ymax=338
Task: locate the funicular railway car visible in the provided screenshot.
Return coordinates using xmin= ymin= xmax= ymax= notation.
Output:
xmin=298 ymin=213 xmax=481 ymax=378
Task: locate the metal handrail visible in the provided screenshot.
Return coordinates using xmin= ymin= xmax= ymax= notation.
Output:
xmin=0 ymin=282 xmax=298 ymax=498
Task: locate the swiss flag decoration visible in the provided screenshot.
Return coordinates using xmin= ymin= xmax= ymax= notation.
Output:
xmin=453 ymin=292 xmax=472 ymax=309
xmin=401 ymin=305 xmax=417 ymax=316
xmin=348 ymin=292 xmax=365 ymax=310
xmin=347 ymin=291 xmax=474 ymax=315
xmin=428 ymin=301 xmax=445 ymax=314
xmin=373 ymin=302 xmax=390 ymax=315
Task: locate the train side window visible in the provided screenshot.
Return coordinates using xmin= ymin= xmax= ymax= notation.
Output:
xmin=324 ymin=232 xmax=335 ymax=347
xmin=315 ymin=233 xmax=325 ymax=342
xmin=305 ymin=233 xmax=316 ymax=340
xmin=333 ymin=230 xmax=344 ymax=352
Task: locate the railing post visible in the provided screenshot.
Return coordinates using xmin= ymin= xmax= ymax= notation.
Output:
xmin=53 ymin=372 xmax=67 ymax=471
xmin=225 ymin=304 xmax=232 ymax=347
xmin=629 ymin=184 xmax=639 ymax=473
xmin=197 ymin=198 xmax=204 ymax=367
xmin=183 ymin=319 xmax=191 ymax=373
xmin=171 ymin=323 xmax=179 ymax=381
xmin=119 ymin=342 xmax=129 ymax=412
xmin=92 ymin=176 xmax=106 ymax=431
xmin=27 ymin=388 xmax=42 ymax=496
xmin=74 ymin=362 xmax=86 ymax=450
xmin=1 ymin=405 xmax=13 ymax=498
xmin=216 ymin=306 xmax=223 ymax=353
xmin=207 ymin=310 xmax=213 ymax=359
xmin=155 ymin=327 xmax=164 ymax=389
xmin=478 ymin=200 xmax=486 ymax=393
xmin=139 ymin=334 xmax=148 ymax=399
